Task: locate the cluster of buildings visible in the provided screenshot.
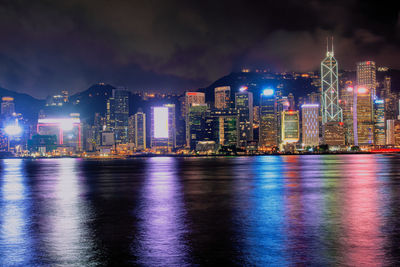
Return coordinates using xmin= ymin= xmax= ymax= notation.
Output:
xmin=1 ymin=43 xmax=400 ymax=157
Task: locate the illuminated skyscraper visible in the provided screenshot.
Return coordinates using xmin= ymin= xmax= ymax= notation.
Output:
xmin=214 ymin=86 xmax=231 ymax=109
xmin=276 ymin=96 xmax=290 ymax=145
xmin=321 ymin=39 xmax=342 ymax=124
xmin=341 ymin=84 xmax=354 ymax=145
xmin=134 ymin=110 xmax=146 ymax=150
xmin=374 ymin=99 xmax=385 ymax=146
xmin=212 ymin=109 xmax=237 ymax=147
xmin=288 ymin=93 xmax=295 ymax=110
xmin=184 ymin=92 xmax=205 ymax=117
xmin=1 ymin=97 xmax=15 ymax=118
xmin=235 ymin=88 xmax=253 ymax=148
xmin=394 ymin=121 xmax=400 ymax=146
xmin=186 ymin=104 xmax=208 ymax=149
xmin=113 ymin=88 xmax=130 ymax=144
xmin=301 ymin=104 xmax=319 ymax=146
xmin=106 ymin=88 xmax=130 ymax=144
xmin=128 ymin=115 xmax=135 ymax=144
xmin=357 ymin=61 xmax=377 ymax=99
xmin=281 ymin=110 xmax=299 ymax=144
xmin=386 ymin=119 xmax=395 ymax=145
xmin=382 ymin=76 xmax=397 ymax=121
xmin=382 ymin=76 xmax=391 ymax=98
xmin=259 ymin=89 xmax=278 ymax=150
xmin=354 ymin=87 xmax=374 ymax=146
xmin=323 ymin=122 xmax=345 ymax=146
xmin=151 ymin=104 xmax=176 ymax=152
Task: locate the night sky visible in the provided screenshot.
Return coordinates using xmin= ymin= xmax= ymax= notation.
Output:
xmin=0 ymin=0 xmax=399 ymax=98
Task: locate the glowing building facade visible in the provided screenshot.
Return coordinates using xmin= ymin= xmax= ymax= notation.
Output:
xmin=259 ymin=89 xmax=278 ymax=149
xmin=321 ymin=41 xmax=342 ymax=124
xmin=374 ymin=99 xmax=385 ymax=146
xmin=37 ymin=117 xmax=82 ymax=150
xmin=214 ymin=86 xmax=231 ymax=109
xmin=301 ymin=104 xmax=319 ymax=146
xmin=357 ymin=61 xmax=377 ymax=99
xmin=112 ymin=88 xmax=130 ymax=144
xmin=235 ymin=88 xmax=253 ymax=148
xmin=184 ymin=92 xmax=205 ymax=117
xmin=134 ymin=110 xmax=146 ymax=150
xmin=341 ymin=85 xmax=354 ymax=145
xmin=354 ymin=87 xmax=374 ymax=146
xmin=214 ymin=109 xmax=237 ymax=147
xmin=186 ymin=104 xmax=208 ymax=150
xmin=1 ymin=97 xmax=15 ymax=118
xmin=323 ymin=122 xmax=345 ymax=146
xmin=151 ymin=104 xmax=176 ymax=152
xmin=281 ymin=110 xmax=299 ymax=144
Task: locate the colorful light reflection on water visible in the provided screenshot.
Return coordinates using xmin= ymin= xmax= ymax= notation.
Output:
xmin=0 ymin=155 xmax=400 ymax=265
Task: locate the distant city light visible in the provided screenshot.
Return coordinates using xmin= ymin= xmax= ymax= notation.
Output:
xmin=375 ymin=99 xmax=384 ymax=104
xmin=262 ymin=88 xmax=274 ymax=96
xmin=239 ymin=86 xmax=248 ymax=92
xmin=4 ymin=124 xmax=22 ymax=136
xmin=358 ymin=87 xmax=368 ymax=94
xmin=153 ymin=107 xmax=169 ymax=138
xmin=301 ymin=104 xmax=319 ymax=108
xmin=61 ymin=120 xmax=74 ymax=131
xmin=38 ymin=118 xmax=80 ymax=124
xmin=347 ymin=87 xmax=353 ymax=92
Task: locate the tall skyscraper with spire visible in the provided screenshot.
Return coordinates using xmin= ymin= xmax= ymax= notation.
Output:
xmin=321 ymin=38 xmax=342 ymax=124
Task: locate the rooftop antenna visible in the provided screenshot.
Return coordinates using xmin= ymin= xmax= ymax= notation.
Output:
xmin=326 ymin=37 xmax=329 ymax=53
xmin=331 ymin=36 xmax=334 ymax=55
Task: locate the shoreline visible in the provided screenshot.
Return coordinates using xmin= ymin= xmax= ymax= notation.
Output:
xmin=1 ymin=151 xmax=399 ymax=159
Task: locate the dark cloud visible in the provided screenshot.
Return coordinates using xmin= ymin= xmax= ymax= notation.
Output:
xmin=0 ymin=0 xmax=398 ymax=98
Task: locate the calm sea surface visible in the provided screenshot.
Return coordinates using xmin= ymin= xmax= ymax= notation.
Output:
xmin=1 ymin=155 xmax=400 ymax=266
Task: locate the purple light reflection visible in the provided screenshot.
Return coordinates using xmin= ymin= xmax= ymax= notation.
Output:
xmin=134 ymin=157 xmax=189 ymax=266
xmin=0 ymin=159 xmax=32 ymax=266
xmin=36 ymin=158 xmax=96 ymax=265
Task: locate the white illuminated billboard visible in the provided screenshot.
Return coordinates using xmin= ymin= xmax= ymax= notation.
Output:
xmin=153 ymin=107 xmax=169 ymax=138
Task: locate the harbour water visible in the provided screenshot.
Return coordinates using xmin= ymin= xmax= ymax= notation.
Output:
xmin=0 ymin=154 xmax=399 ymax=266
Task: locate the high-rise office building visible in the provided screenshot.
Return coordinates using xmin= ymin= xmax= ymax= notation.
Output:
xmin=151 ymin=104 xmax=176 ymax=152
xmin=394 ymin=121 xmax=400 ymax=146
xmin=323 ymin=122 xmax=345 ymax=146
xmin=214 ymin=86 xmax=231 ymax=109
xmin=354 ymin=86 xmax=374 ymax=146
xmin=184 ymin=92 xmax=205 ymax=117
xmin=106 ymin=97 xmax=115 ymax=130
xmin=113 ymin=88 xmax=130 ymax=144
xmin=386 ymin=119 xmax=395 ymax=145
xmin=217 ymin=110 xmax=237 ymax=147
xmin=235 ymin=88 xmax=253 ymax=148
xmin=186 ymin=104 xmax=208 ymax=150
xmin=288 ymin=93 xmax=295 ymax=110
xmin=357 ymin=61 xmax=377 ymax=99
xmin=1 ymin=97 xmax=15 ymax=118
xmin=341 ymin=84 xmax=354 ymax=145
xmin=301 ymin=104 xmax=319 ymax=147
xmin=386 ymin=119 xmax=400 ymax=146
xmin=128 ymin=115 xmax=135 ymax=144
xmin=276 ymin=96 xmax=290 ymax=145
xmin=382 ymin=76 xmax=397 ymax=121
xmin=134 ymin=110 xmax=146 ymax=151
xmin=321 ymin=40 xmax=342 ymax=124
xmin=259 ymin=89 xmax=278 ymax=150
xmin=382 ymin=76 xmax=391 ymax=98
xmin=281 ymin=110 xmax=299 ymax=144
xmin=106 ymin=88 xmax=130 ymax=145
xmin=374 ymin=99 xmax=385 ymax=146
